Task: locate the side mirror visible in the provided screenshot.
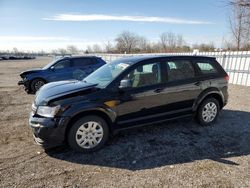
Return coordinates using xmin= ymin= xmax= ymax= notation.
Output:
xmin=119 ymin=79 xmax=132 ymax=89
xmin=50 ymin=66 xmax=55 ymax=71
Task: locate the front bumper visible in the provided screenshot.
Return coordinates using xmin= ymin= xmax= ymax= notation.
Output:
xmin=18 ymin=79 xmax=31 ymax=93
xmin=18 ymin=80 xmax=24 ymax=85
xmin=29 ymin=113 xmax=70 ymax=148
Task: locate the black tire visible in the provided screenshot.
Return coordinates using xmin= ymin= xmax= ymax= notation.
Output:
xmin=67 ymin=116 xmax=109 ymax=153
xmin=30 ymin=78 xmax=45 ymax=93
xmin=197 ymin=98 xmax=220 ymax=126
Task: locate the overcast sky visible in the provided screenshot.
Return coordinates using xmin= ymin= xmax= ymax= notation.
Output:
xmin=0 ymin=0 xmax=230 ymax=52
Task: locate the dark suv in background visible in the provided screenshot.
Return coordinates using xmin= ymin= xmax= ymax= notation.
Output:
xmin=18 ymin=56 xmax=106 ymax=93
xmin=29 ymin=56 xmax=229 ymax=153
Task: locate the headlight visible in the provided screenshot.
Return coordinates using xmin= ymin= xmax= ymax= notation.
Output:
xmin=36 ymin=105 xmax=60 ymax=118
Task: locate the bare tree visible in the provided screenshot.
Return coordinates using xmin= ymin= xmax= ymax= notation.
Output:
xmin=104 ymin=41 xmax=114 ymax=53
xmin=193 ymin=43 xmax=215 ymax=52
xmin=67 ymin=45 xmax=79 ymax=55
xmin=86 ymin=45 xmax=93 ymax=53
xmin=229 ymin=0 xmax=250 ymax=50
xmin=159 ymin=32 xmax=169 ymax=52
xmin=92 ymin=44 xmax=102 ymax=53
xmin=12 ymin=47 xmax=19 ymax=55
xmin=159 ymin=32 xmax=186 ymax=52
xmin=58 ymin=48 xmax=68 ymax=55
xmin=115 ymin=31 xmax=139 ymax=53
xmin=137 ymin=36 xmax=149 ymax=52
xmin=229 ymin=0 xmax=250 ymax=7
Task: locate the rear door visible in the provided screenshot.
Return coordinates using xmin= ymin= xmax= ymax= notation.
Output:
xmin=157 ymin=57 xmax=203 ymax=116
xmin=72 ymin=58 xmax=99 ymax=80
xmin=193 ymin=58 xmax=228 ymax=100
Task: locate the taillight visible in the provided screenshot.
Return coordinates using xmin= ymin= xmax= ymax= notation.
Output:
xmin=224 ymin=75 xmax=229 ymax=81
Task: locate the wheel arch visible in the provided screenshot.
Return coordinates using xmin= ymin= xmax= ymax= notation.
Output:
xmin=31 ymin=77 xmax=47 ymax=83
xmin=29 ymin=77 xmax=47 ymax=87
xmin=64 ymin=109 xmax=114 ymax=142
xmin=193 ymin=90 xmax=224 ymax=111
xmin=28 ymin=77 xmax=47 ymax=93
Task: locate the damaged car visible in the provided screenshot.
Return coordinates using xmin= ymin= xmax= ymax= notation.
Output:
xmin=29 ymin=55 xmax=229 ymax=153
xmin=18 ymin=56 xmax=106 ymax=93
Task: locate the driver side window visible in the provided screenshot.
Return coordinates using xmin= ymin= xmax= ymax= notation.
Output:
xmin=53 ymin=60 xmax=71 ymax=70
xmin=123 ymin=62 xmax=161 ymax=88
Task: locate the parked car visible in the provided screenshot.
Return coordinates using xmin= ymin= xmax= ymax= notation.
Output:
xmin=29 ymin=55 xmax=229 ymax=152
xmin=18 ymin=56 xmax=106 ymax=93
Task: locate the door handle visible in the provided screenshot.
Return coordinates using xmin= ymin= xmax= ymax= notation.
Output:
xmin=194 ymin=81 xmax=201 ymax=86
xmin=154 ymin=88 xmax=164 ymax=93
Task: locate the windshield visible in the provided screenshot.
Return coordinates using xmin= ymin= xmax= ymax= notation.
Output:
xmin=42 ymin=57 xmax=66 ymax=70
xmin=84 ymin=59 xmax=131 ymax=88
xmin=42 ymin=59 xmax=58 ymax=70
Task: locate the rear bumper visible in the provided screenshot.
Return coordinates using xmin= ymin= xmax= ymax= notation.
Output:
xmin=29 ymin=114 xmax=70 ymax=148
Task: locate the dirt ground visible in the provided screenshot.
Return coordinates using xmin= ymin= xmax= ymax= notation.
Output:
xmin=0 ymin=57 xmax=250 ymax=188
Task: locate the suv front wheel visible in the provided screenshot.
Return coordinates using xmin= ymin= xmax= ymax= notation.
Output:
xmin=197 ymin=98 xmax=220 ymax=126
xmin=68 ymin=115 xmax=109 ymax=153
xmin=30 ymin=78 xmax=45 ymax=93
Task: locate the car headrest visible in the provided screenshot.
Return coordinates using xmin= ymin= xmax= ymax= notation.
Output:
xmin=152 ymin=64 xmax=158 ymax=74
xmin=136 ymin=66 xmax=143 ymax=72
xmin=181 ymin=62 xmax=190 ymax=70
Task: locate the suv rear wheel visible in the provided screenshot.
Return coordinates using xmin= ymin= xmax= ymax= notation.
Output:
xmin=197 ymin=98 xmax=220 ymax=126
xmin=68 ymin=116 xmax=109 ymax=153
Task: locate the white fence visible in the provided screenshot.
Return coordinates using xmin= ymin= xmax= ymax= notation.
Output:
xmin=95 ymin=51 xmax=250 ymax=86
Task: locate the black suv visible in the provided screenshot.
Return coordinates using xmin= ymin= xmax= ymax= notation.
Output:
xmin=29 ymin=56 xmax=229 ymax=152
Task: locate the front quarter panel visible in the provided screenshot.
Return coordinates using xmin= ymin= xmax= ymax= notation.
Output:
xmin=26 ymin=70 xmax=47 ymax=82
xmin=55 ymin=90 xmax=119 ymax=125
xmin=63 ymin=102 xmax=116 ymax=122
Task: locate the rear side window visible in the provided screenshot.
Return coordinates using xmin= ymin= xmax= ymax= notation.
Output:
xmin=196 ymin=61 xmax=218 ymax=74
xmin=164 ymin=60 xmax=195 ymax=82
xmin=72 ymin=58 xmax=95 ymax=67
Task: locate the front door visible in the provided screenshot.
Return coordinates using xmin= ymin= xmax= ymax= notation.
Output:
xmin=48 ymin=59 xmax=73 ymax=82
xmin=115 ymin=61 xmax=165 ymax=128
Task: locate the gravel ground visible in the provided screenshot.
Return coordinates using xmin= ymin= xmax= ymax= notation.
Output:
xmin=0 ymin=57 xmax=250 ymax=187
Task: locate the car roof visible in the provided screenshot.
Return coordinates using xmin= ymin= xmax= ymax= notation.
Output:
xmin=62 ymin=56 xmax=100 ymax=59
xmin=112 ymin=55 xmax=216 ymax=65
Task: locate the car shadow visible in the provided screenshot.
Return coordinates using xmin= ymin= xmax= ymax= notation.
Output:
xmin=47 ymin=109 xmax=250 ymax=170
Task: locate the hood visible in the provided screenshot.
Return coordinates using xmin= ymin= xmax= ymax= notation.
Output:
xmin=20 ymin=68 xmax=42 ymax=77
xmin=35 ymin=80 xmax=98 ymax=105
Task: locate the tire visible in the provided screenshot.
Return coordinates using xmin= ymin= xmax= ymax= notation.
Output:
xmin=67 ymin=116 xmax=109 ymax=153
xmin=197 ymin=98 xmax=220 ymax=126
xmin=30 ymin=78 xmax=45 ymax=93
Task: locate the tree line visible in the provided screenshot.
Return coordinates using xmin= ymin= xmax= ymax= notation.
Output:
xmin=66 ymin=31 xmax=216 ymax=55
